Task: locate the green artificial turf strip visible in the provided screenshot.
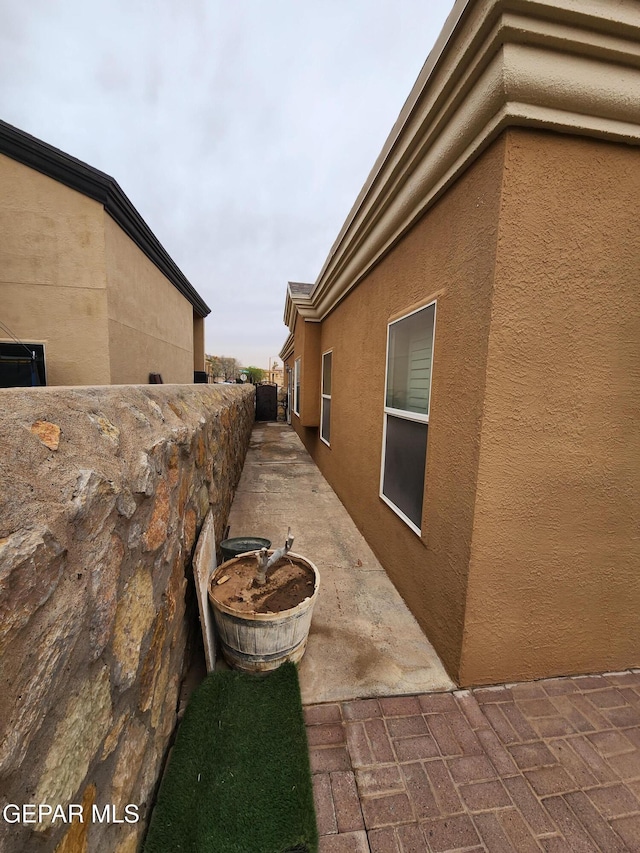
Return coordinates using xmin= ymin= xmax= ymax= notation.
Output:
xmin=143 ymin=663 xmax=318 ymax=853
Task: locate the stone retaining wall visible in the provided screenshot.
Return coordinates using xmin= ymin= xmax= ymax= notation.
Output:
xmin=277 ymin=385 xmax=287 ymax=422
xmin=0 ymin=384 xmax=255 ymax=853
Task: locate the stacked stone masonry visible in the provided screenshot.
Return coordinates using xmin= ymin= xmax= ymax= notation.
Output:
xmin=277 ymin=385 xmax=287 ymax=422
xmin=0 ymin=384 xmax=254 ymax=853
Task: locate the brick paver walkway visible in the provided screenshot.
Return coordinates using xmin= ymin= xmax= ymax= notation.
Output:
xmin=305 ymin=671 xmax=640 ymax=852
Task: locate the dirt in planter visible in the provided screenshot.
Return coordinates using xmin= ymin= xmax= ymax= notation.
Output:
xmin=210 ymin=554 xmax=316 ymax=614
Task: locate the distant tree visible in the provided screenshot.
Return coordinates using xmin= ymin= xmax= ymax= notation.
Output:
xmin=244 ymin=366 xmax=265 ymax=384
xmin=205 ymin=354 xmax=240 ymax=381
xmin=205 ymin=354 xmax=221 ymax=380
xmin=221 ymin=356 xmax=240 ymax=381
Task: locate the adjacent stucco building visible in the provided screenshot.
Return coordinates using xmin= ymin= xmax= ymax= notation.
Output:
xmin=281 ymin=0 xmax=640 ymax=687
xmin=0 ymin=120 xmax=209 ymax=386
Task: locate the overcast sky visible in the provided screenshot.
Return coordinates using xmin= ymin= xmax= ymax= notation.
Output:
xmin=0 ymin=0 xmax=453 ymax=369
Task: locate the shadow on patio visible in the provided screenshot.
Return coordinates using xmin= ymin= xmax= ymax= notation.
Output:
xmin=225 ymin=421 xmax=455 ymax=705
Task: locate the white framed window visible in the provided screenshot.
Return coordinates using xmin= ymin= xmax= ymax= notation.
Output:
xmin=293 ymin=357 xmax=301 ymax=417
xmin=320 ymin=350 xmax=332 ymax=446
xmin=380 ymin=301 xmax=436 ymax=534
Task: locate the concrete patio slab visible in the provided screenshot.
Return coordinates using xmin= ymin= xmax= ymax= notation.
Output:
xmin=225 ymin=422 xmax=454 ymax=704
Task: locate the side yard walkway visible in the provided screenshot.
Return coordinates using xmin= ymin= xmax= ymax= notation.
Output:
xmin=227 ymin=423 xmax=639 ymax=850
xmin=226 ymin=422 xmax=453 ymax=703
xmin=306 ymin=671 xmax=640 ymax=852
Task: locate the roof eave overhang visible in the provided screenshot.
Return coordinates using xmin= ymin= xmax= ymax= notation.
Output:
xmin=284 ymin=284 xmax=321 ymax=331
xmin=286 ymin=0 xmax=640 ymax=326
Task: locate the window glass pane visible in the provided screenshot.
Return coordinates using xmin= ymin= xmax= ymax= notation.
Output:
xmin=382 ymin=415 xmax=427 ymax=529
xmin=321 ymin=397 xmax=331 ymax=443
xmin=322 ymin=351 xmax=332 ymax=395
xmin=386 ymin=304 xmax=434 ymax=415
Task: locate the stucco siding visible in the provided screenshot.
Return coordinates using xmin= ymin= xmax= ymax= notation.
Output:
xmin=193 ymin=313 xmax=205 ymax=371
xmin=290 ymin=314 xmax=322 ymax=427
xmin=461 ymin=129 xmax=640 ymax=684
xmin=104 ymin=213 xmax=194 ymax=384
xmin=0 ymin=154 xmax=111 ymax=385
xmin=292 ymin=135 xmax=507 ymax=678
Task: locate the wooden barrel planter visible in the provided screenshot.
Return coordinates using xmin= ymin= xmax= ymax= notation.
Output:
xmin=208 ymin=550 xmax=320 ymax=672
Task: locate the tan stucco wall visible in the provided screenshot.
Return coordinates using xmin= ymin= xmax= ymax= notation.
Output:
xmin=193 ymin=313 xmax=205 ymax=371
xmin=104 ymin=214 xmax=194 ymax=384
xmin=0 ymin=154 xmax=111 ymax=385
xmin=460 ymin=129 xmax=640 ymax=685
xmin=300 ymin=319 xmax=321 ymax=427
xmin=0 ymin=154 xmax=203 ymax=387
xmin=290 ymin=315 xmax=322 ymax=427
xmin=291 ymin=128 xmax=640 ymax=685
xmin=292 ymin=136 xmax=507 ymax=678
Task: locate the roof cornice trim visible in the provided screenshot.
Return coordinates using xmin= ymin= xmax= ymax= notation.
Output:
xmin=0 ymin=120 xmax=210 ymax=317
xmin=284 ymin=281 xmax=317 ymax=329
xmin=286 ymin=0 xmax=640 ymax=329
xmin=279 ymin=332 xmax=294 ymax=361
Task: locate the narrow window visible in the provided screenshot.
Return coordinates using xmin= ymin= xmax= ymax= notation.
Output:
xmin=293 ymin=357 xmax=301 ymax=417
xmin=320 ymin=350 xmax=332 ymax=446
xmin=380 ymin=301 xmax=436 ymax=534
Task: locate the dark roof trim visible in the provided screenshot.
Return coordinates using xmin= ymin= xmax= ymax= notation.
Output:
xmin=0 ymin=119 xmax=210 ymax=317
